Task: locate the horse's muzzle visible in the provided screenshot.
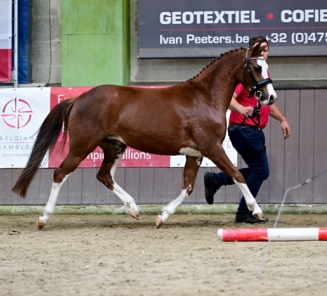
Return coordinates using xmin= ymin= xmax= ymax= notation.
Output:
xmin=259 ymin=94 xmax=277 ymax=106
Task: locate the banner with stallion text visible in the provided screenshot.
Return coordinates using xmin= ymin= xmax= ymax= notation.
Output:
xmin=0 ymin=86 xmax=237 ymax=168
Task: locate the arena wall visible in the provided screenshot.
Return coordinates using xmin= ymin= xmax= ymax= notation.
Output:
xmin=1 ymin=1 xmax=327 ymax=206
xmin=2 ymin=89 xmax=327 ymax=206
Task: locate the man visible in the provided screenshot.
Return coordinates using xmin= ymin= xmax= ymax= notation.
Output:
xmin=204 ymin=36 xmax=291 ymax=224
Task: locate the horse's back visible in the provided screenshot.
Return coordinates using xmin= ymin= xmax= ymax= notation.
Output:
xmin=68 ymin=83 xmax=201 ymax=155
xmin=75 ymin=83 xmax=195 ymax=118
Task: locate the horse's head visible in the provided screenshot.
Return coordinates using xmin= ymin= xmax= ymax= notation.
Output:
xmin=243 ymin=44 xmax=277 ymax=105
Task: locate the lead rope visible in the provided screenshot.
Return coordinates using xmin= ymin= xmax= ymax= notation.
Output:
xmin=243 ymin=167 xmax=327 ymax=296
xmin=240 ymin=102 xmax=261 ymax=127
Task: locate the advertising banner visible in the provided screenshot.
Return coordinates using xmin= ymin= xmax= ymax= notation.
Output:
xmin=0 ymin=0 xmax=12 ymax=81
xmin=139 ymin=0 xmax=327 ymax=58
xmin=1 ymin=87 xmax=237 ymax=168
xmin=0 ymin=88 xmax=51 ymax=167
xmin=49 ymin=87 xmax=172 ymax=168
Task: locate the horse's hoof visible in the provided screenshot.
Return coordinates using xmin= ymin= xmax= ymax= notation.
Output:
xmin=130 ymin=210 xmax=139 ymax=220
xmin=156 ymin=217 xmax=163 ymax=229
xmin=37 ymin=219 xmax=46 ymax=230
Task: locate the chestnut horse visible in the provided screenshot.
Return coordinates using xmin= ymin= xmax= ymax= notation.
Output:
xmin=12 ymin=44 xmax=276 ymax=230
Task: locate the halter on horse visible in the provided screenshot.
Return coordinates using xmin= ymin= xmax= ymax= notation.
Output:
xmin=12 ymin=44 xmax=277 ymax=229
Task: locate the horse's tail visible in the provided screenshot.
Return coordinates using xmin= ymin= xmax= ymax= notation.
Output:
xmin=12 ymin=99 xmax=75 ymax=197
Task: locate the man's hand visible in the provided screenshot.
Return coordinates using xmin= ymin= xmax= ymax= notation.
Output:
xmin=240 ymin=106 xmax=254 ymax=118
xmin=229 ymin=93 xmax=254 ymax=117
xmin=269 ymin=104 xmax=291 ymax=139
xmin=281 ymin=120 xmax=291 ymax=139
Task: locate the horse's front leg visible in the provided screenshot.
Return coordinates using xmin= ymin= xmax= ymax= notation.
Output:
xmin=234 ymin=180 xmax=263 ymax=215
xmin=156 ymin=156 xmax=202 ymax=228
xmin=97 ymin=145 xmax=139 ymax=219
xmin=205 ymin=143 xmax=265 ymax=218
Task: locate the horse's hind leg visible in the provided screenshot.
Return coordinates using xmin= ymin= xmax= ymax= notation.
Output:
xmin=97 ymin=140 xmax=139 ymax=219
xmin=156 ymin=155 xmax=202 ymax=228
xmin=205 ymin=143 xmax=265 ymax=219
xmin=38 ymin=143 xmax=96 ymax=230
xmin=38 ymin=173 xmax=70 ymax=230
xmin=38 ymin=152 xmax=87 ymax=230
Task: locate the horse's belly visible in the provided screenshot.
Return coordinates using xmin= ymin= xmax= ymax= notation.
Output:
xmin=179 ymin=147 xmax=202 ymax=157
xmin=122 ymin=138 xmax=199 ymax=157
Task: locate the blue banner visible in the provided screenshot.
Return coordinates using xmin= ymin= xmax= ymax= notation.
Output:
xmin=139 ymin=0 xmax=327 ymax=58
xmin=18 ymin=0 xmax=30 ymax=83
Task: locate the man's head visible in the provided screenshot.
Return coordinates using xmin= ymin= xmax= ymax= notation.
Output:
xmin=249 ymin=36 xmax=269 ymax=61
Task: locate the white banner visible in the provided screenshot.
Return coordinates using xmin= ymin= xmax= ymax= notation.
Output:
xmin=0 ymin=88 xmax=51 ymax=167
xmin=0 ymin=87 xmax=237 ymax=168
xmin=170 ymin=110 xmax=237 ymax=167
xmin=0 ymin=0 xmax=12 ymax=81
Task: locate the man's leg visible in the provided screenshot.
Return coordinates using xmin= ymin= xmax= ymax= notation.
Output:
xmin=204 ymin=125 xmax=251 ymax=204
xmin=204 ymin=126 xmax=269 ymax=224
xmin=204 ymin=168 xmax=250 ymax=204
xmin=235 ymin=151 xmax=269 ymax=222
xmin=234 ymin=129 xmax=269 ymax=223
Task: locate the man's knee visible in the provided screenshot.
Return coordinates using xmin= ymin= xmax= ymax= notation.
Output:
xmin=262 ymin=167 xmax=269 ymax=180
xmin=253 ymin=165 xmax=269 ymax=180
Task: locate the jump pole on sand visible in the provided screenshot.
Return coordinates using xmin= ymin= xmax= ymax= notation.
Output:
xmin=217 ymin=228 xmax=327 ymax=242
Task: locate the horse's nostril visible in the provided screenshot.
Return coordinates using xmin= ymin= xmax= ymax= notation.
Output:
xmin=269 ymin=95 xmax=276 ymax=105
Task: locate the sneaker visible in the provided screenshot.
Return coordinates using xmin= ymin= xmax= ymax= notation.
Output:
xmin=204 ymin=172 xmax=222 ymax=205
xmin=235 ymin=212 xmax=269 ymax=224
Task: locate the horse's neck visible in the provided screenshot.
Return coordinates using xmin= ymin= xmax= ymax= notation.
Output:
xmin=193 ymin=51 xmax=244 ymax=105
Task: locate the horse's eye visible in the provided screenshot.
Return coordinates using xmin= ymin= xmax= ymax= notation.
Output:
xmin=254 ymin=65 xmax=262 ymax=73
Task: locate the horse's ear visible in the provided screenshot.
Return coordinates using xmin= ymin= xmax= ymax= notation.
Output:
xmin=258 ymin=44 xmax=268 ymax=53
xmin=251 ymin=43 xmax=267 ymax=57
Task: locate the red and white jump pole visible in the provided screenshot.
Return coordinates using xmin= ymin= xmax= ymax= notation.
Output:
xmin=217 ymin=228 xmax=327 ymax=242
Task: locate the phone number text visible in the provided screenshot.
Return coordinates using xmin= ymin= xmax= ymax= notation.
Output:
xmin=266 ymin=32 xmax=327 ymax=44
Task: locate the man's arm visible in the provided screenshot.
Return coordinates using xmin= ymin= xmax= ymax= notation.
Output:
xmin=269 ymin=104 xmax=291 ymax=139
xmin=229 ymin=92 xmax=254 ymax=117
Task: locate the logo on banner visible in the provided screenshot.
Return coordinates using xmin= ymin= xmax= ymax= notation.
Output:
xmin=1 ymin=98 xmax=33 ymax=129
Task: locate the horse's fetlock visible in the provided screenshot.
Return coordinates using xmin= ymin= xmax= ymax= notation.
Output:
xmin=163 ymin=207 xmax=175 ymax=216
xmin=186 ymin=184 xmax=193 ymax=195
xmin=44 ymin=209 xmax=53 ymax=216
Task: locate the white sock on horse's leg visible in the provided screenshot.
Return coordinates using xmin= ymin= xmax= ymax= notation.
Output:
xmin=39 ymin=174 xmax=70 ymax=229
xmin=234 ymin=180 xmax=263 ymax=214
xmin=112 ymin=183 xmax=139 ymax=214
xmin=109 ymin=154 xmax=139 ymax=217
xmin=159 ymin=187 xmax=190 ymax=223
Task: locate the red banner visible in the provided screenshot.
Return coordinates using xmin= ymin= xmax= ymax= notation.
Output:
xmin=0 ymin=49 xmax=11 ymax=82
xmin=0 ymin=0 xmax=12 ymax=82
xmin=48 ymin=87 xmax=170 ymax=168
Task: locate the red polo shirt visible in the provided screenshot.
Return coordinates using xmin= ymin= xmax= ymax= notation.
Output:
xmin=229 ymin=83 xmax=270 ymax=129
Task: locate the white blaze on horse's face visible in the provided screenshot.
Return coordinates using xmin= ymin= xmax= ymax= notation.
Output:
xmin=257 ymin=58 xmax=277 ymax=105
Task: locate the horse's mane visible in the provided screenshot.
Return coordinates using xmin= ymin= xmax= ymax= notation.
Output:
xmin=186 ymin=47 xmax=245 ymax=83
